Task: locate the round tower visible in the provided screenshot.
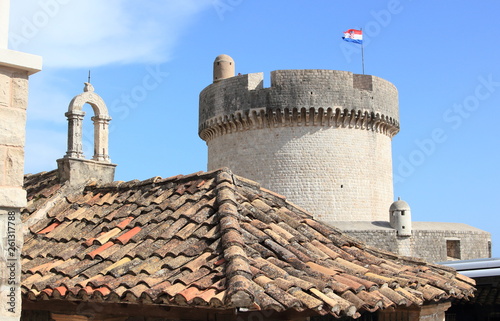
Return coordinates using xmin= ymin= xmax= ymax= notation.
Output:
xmin=199 ymin=55 xmax=400 ymax=222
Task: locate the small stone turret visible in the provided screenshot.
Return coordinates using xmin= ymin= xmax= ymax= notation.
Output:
xmin=213 ymin=54 xmax=235 ymax=82
xmin=390 ymin=198 xmax=412 ymax=236
xmin=57 ymin=82 xmax=116 ymax=186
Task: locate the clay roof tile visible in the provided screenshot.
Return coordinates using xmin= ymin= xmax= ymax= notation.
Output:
xmin=115 ymin=226 xmax=142 ymax=245
xmin=37 ymin=222 xmax=61 ymax=234
xmin=21 ymin=169 xmax=476 ymax=316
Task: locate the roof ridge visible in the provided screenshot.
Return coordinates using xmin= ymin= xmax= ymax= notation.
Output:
xmin=85 ymin=169 xmax=225 ymax=193
xmin=215 ymin=169 xmax=255 ymax=308
xmin=23 ymin=169 xmax=59 ymax=190
xmin=24 ymin=169 xmax=58 ymax=178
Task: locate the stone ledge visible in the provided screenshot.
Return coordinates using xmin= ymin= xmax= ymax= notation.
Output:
xmin=0 ymin=188 xmax=27 ymax=208
xmin=0 ymin=48 xmax=42 ymax=75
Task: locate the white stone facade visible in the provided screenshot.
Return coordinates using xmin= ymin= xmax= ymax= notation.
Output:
xmin=0 ymin=67 xmax=29 ymax=208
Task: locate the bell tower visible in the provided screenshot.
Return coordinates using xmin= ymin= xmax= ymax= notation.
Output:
xmin=57 ymin=82 xmax=116 ymax=186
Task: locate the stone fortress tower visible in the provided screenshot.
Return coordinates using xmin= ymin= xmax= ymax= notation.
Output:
xmin=199 ymin=54 xmax=491 ymax=262
xmin=200 ymin=54 xmax=399 ymax=222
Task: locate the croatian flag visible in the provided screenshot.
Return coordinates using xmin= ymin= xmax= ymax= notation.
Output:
xmin=342 ymin=29 xmax=363 ymax=44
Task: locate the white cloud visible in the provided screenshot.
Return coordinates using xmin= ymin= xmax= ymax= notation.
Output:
xmin=12 ymin=0 xmax=212 ymax=173
xmin=8 ymin=0 xmax=212 ymax=68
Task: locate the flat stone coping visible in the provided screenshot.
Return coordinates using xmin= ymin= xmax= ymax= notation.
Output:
xmin=328 ymin=220 xmax=488 ymax=232
xmin=0 ymin=48 xmax=42 ymax=75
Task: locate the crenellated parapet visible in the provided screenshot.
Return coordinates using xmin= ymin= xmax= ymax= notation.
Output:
xmin=199 ymin=69 xmax=399 ymax=141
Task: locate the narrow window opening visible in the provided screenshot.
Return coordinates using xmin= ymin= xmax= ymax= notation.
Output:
xmin=446 ymin=240 xmax=461 ymax=260
xmin=82 ymin=103 xmax=94 ymax=159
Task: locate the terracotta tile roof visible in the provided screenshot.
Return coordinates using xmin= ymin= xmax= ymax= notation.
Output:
xmin=22 ymin=168 xmax=475 ymax=318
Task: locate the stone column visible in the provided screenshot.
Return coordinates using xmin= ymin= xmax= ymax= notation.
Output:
xmin=65 ymin=110 xmax=86 ymax=159
xmin=91 ymin=115 xmax=111 ymax=162
xmin=0 ymin=2 xmax=42 ymax=320
xmin=0 ymin=66 xmax=41 ymax=320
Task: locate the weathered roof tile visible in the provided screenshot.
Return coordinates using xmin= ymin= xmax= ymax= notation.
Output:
xmin=21 ymin=169 xmax=475 ymax=317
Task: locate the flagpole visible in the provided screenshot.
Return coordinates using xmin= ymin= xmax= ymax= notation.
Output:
xmin=360 ymin=28 xmax=365 ymax=74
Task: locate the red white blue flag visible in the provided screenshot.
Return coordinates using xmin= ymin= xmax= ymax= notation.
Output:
xmin=342 ymin=29 xmax=363 ymax=44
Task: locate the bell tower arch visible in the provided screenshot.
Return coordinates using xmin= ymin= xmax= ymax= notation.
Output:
xmin=57 ymin=83 xmax=116 ymax=186
xmin=65 ymin=82 xmax=111 ymax=162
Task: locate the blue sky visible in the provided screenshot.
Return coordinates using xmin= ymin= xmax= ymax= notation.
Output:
xmin=9 ymin=1 xmax=500 ymax=256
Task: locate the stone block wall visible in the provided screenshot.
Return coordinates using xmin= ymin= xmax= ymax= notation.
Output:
xmin=208 ymin=125 xmax=394 ymax=221
xmin=339 ymin=225 xmax=491 ymax=262
xmin=0 ymin=67 xmax=28 ymax=208
xmin=411 ymin=229 xmax=491 ymax=262
xmin=0 ymin=65 xmax=29 ymax=321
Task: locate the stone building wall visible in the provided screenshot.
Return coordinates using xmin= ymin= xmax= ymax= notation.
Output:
xmin=0 ymin=47 xmax=41 ymax=320
xmin=335 ymin=222 xmax=491 ymax=262
xmin=411 ymin=228 xmax=491 ymax=262
xmin=0 ymin=65 xmax=30 ymax=321
xmin=0 ymin=67 xmax=29 ymax=208
xmin=199 ymin=69 xmax=399 ymax=222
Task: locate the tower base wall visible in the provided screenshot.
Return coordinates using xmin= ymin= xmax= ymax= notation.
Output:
xmin=333 ymin=221 xmax=491 ymax=262
xmin=208 ymin=125 xmax=393 ymax=222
